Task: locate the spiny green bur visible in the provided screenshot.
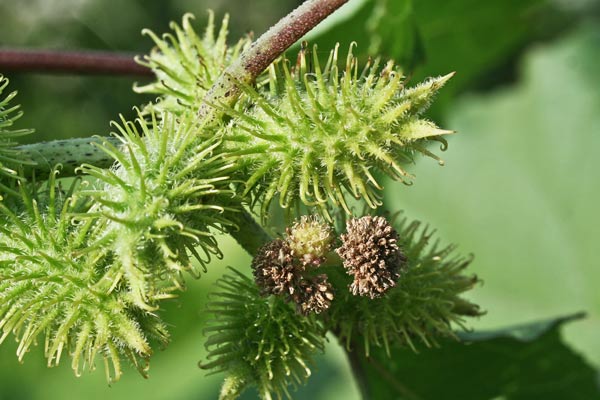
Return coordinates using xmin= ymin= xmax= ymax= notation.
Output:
xmin=328 ymin=216 xmax=482 ymax=356
xmin=223 ymin=44 xmax=454 ymax=218
xmin=0 ymin=16 xmax=247 ymax=383
xmin=201 ymin=268 xmax=326 ymax=400
xmin=134 ymin=15 xmax=455 ymax=221
xmin=0 ymin=75 xmax=34 ymax=187
xmin=78 ymin=110 xmax=240 ymax=310
xmin=134 ymin=12 xmax=251 ymax=114
xmin=0 ymin=171 xmax=169 ymax=382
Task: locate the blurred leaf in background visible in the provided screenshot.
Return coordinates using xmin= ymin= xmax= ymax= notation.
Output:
xmin=385 ymin=20 xmax=600 ymax=367
xmin=306 ymin=0 xmax=586 ymax=117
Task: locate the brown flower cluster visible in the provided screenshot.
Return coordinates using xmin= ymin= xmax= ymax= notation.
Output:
xmin=252 ymin=218 xmax=334 ymax=315
xmin=252 ymin=214 xmax=407 ymax=313
xmin=336 ymin=215 xmax=406 ymax=298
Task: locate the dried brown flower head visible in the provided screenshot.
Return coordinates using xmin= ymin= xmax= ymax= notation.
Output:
xmin=293 ymin=275 xmax=334 ymax=316
xmin=336 ymin=215 xmax=406 ymax=298
xmin=252 ymin=235 xmax=334 ymax=315
xmin=252 ymin=239 xmax=300 ymax=297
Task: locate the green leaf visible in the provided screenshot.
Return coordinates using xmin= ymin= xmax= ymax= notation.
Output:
xmin=307 ymin=0 xmax=577 ymax=108
xmin=408 ymin=0 xmax=578 ymax=118
xmin=384 ymin=24 xmax=600 ymax=366
xmin=350 ymin=313 xmax=600 ymax=400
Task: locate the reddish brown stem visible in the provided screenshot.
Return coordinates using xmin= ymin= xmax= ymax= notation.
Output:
xmin=238 ymin=0 xmax=350 ymax=77
xmin=198 ymin=0 xmax=350 ymax=120
xmin=0 ymin=49 xmax=152 ymax=76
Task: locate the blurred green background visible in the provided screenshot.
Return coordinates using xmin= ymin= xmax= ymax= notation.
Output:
xmin=0 ymin=0 xmax=598 ymax=399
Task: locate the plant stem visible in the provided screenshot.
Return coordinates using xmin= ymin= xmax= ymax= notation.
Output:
xmin=0 ymin=49 xmax=152 ymax=76
xmin=345 ymin=340 xmax=371 ymax=399
xmin=0 ymin=0 xmax=348 ymax=81
xmin=228 ymin=210 xmax=272 ymax=256
xmin=15 ymin=137 xmax=120 ymax=176
xmin=197 ymin=0 xmax=350 ymax=121
xmin=218 ymin=375 xmax=248 ymax=400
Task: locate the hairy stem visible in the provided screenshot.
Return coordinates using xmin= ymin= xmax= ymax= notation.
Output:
xmin=15 ymin=137 xmax=120 ymax=176
xmin=0 ymin=49 xmax=152 ymax=76
xmin=218 ymin=375 xmax=248 ymax=400
xmin=197 ymin=0 xmax=350 ymax=122
xmin=228 ymin=210 xmax=273 ymax=256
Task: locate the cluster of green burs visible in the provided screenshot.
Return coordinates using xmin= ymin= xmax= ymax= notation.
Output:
xmin=0 ymin=12 xmax=481 ymax=400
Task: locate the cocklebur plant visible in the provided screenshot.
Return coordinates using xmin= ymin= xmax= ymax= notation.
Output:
xmin=135 ymin=11 xmax=453 ymax=220
xmin=330 ymin=215 xmax=480 ymax=356
xmin=78 ymin=109 xmax=241 ymax=310
xmin=0 ymin=0 xmax=483 ymax=398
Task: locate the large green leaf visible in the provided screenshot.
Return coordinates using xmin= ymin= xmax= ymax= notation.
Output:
xmin=385 ymin=23 xmax=600 ymax=365
xmin=306 ymin=0 xmax=577 ymax=115
xmin=351 ymin=314 xmax=599 ymax=400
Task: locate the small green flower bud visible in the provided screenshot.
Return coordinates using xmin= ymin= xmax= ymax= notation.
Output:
xmin=286 ymin=215 xmax=334 ymax=266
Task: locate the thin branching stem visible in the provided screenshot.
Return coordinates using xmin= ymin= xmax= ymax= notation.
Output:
xmin=0 ymin=49 xmax=152 ymax=76
xmin=198 ymin=0 xmax=350 ymax=122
